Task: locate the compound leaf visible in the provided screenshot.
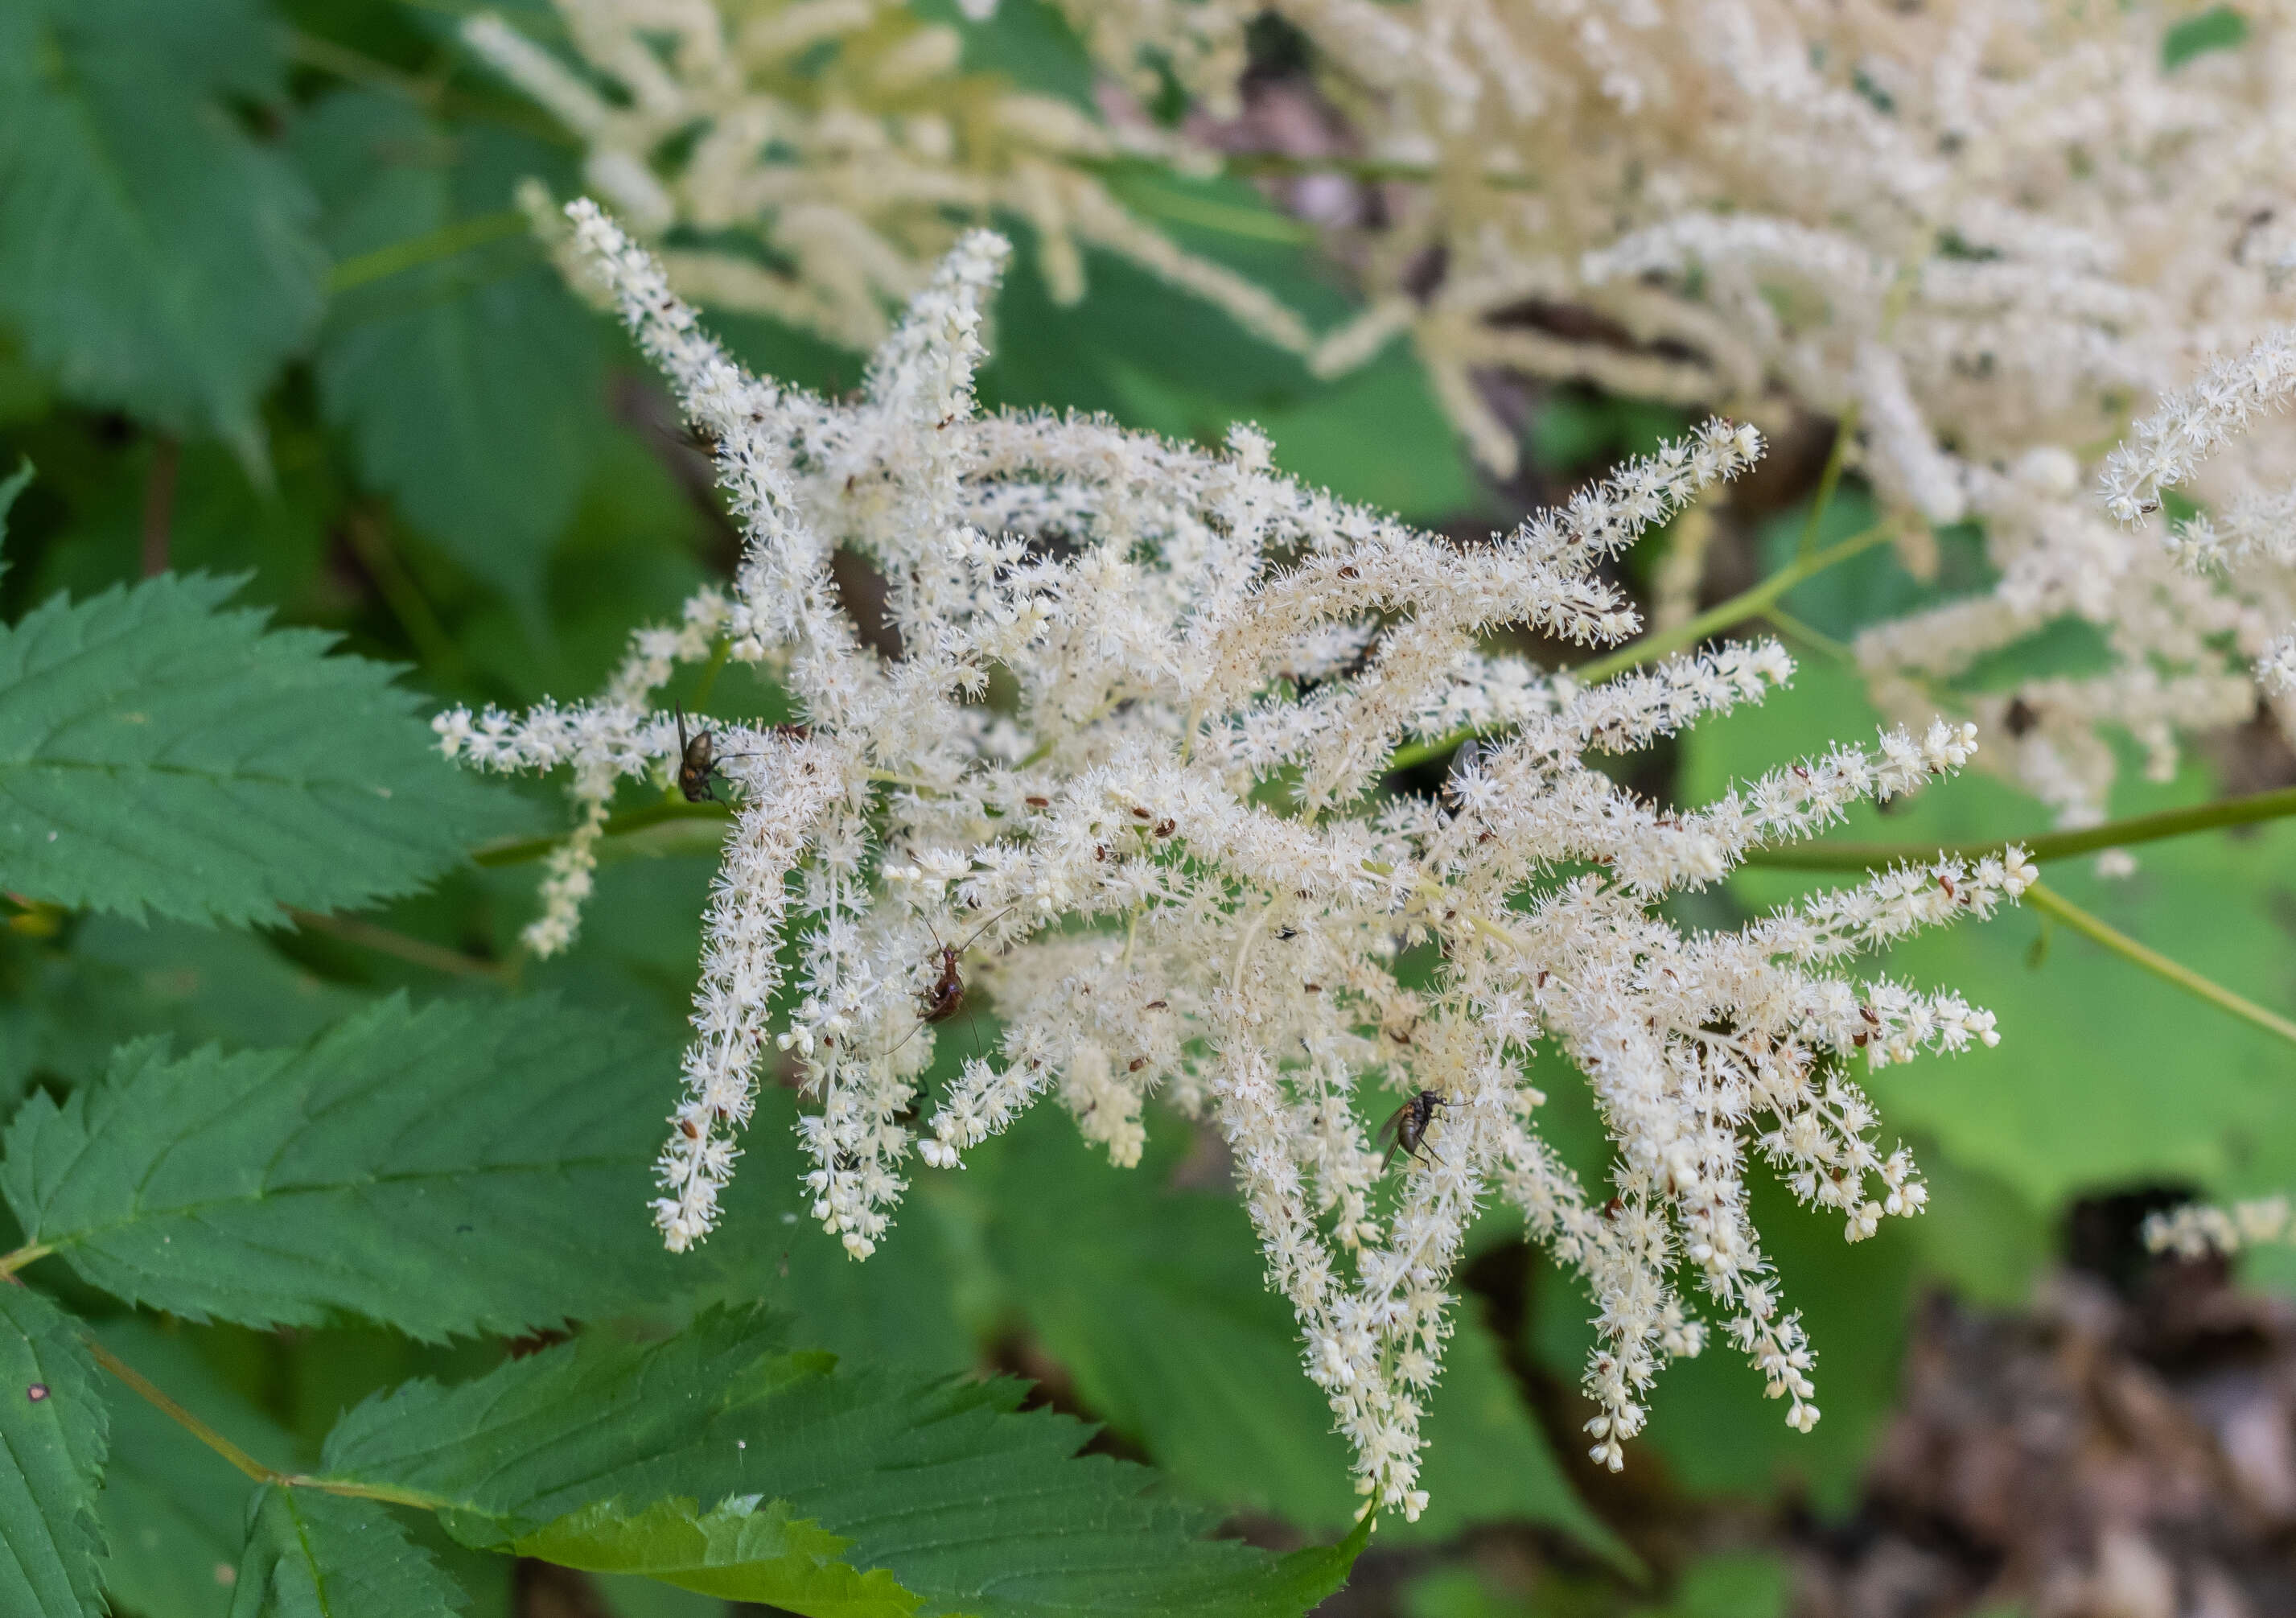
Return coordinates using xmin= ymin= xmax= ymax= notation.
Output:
xmin=0 ymin=1284 xmax=108 ymax=1618
xmin=1 ymin=993 xmax=685 ymax=1340
xmin=0 ymin=0 xmax=325 ymax=459
xmin=0 ymin=571 xmax=525 ymax=925
xmin=319 ymin=1307 xmax=1361 ymax=1618
xmin=230 ymin=1488 xmax=463 ymax=1618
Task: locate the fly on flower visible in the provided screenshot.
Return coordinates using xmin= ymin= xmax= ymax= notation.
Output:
xmin=674 ymin=702 xmax=751 ymax=803
xmin=881 ymin=937 xmax=969 ymax=1061
xmin=1380 ymin=1089 xmax=1451 ymax=1171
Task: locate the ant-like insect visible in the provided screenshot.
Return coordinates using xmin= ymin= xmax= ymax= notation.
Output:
xmin=920 ymin=941 xmax=967 ymax=1026
xmin=880 ymin=907 xmax=1016 ymax=1060
xmin=1378 ymin=1089 xmax=1453 ymax=1171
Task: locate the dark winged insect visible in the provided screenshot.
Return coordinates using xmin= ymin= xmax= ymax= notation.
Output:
xmin=674 ymin=702 xmax=768 ymax=803
xmin=1379 ymin=1089 xmax=1452 ymax=1171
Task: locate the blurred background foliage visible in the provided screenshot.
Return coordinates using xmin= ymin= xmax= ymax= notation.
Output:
xmin=2 ymin=2 xmax=2293 ymax=1616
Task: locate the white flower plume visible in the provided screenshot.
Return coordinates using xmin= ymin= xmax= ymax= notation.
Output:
xmin=1046 ymin=0 xmax=2296 ymax=830
xmin=438 ymin=202 xmax=2029 ymax=1515
xmin=461 ymin=1 xmax=1308 ymax=357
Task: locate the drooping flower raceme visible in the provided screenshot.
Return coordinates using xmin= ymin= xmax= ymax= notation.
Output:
xmin=438 ymin=202 xmax=2031 ymax=1513
xmin=2091 ymin=326 xmax=2296 ymax=763
xmin=460 ymin=1 xmax=1309 ymax=356
xmin=2144 ymin=1195 xmax=2296 ymax=1260
xmin=1054 ymin=0 xmax=2296 ymax=831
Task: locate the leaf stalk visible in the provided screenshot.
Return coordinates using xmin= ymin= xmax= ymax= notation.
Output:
xmin=2022 ymin=880 xmax=2296 ymax=1048
xmin=1738 ymin=784 xmax=2296 ymax=870
xmin=81 ymin=1335 xmax=282 ymax=1487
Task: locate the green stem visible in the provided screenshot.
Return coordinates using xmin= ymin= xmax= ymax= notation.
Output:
xmin=474 ymin=800 xmax=731 ymax=868
xmin=687 ymin=637 xmax=734 ymax=715
xmin=0 ymin=1243 xmax=52 ymax=1278
xmin=1110 ymin=175 xmax=1318 ymax=245
xmin=83 ymin=1336 xmax=282 ymax=1486
xmin=479 ymin=767 xmax=949 ymax=871
xmin=1760 ymin=605 xmax=1854 ymax=665
xmin=285 ymin=29 xmax=441 ymax=106
xmin=328 ymin=208 xmax=530 ymax=295
xmin=283 ymin=908 xmax=508 ymax=982
xmin=84 ymin=1331 xmax=463 ymax=1509
xmin=344 ymin=509 xmax=463 ymax=679
xmin=1216 ymin=151 xmax=1538 ymax=191
xmin=1574 ymin=521 xmax=1890 ymax=685
xmin=286 ymin=27 xmax=575 ymax=149
xmin=1738 ymin=784 xmax=2296 ymax=870
xmin=278 ymin=1476 xmax=446 ymax=1510
xmin=1385 ymin=521 xmax=1891 ymax=772
xmin=1794 ymin=403 xmax=1862 ymax=561
xmin=2023 ymin=880 xmax=2296 ymax=1047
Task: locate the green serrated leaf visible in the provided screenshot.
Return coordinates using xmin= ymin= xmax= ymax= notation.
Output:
xmin=96 ymin=1319 xmax=298 ymax=1618
xmin=0 ymin=916 xmax=367 ymax=1110
xmin=0 ymin=0 xmax=326 ymax=460
xmin=513 ymin=1497 xmax=911 ymax=1617
xmin=0 ymin=1284 xmax=109 ymax=1617
xmin=0 ymin=571 xmax=527 ymax=925
xmin=318 ymin=1307 xmax=1360 ymax=1618
xmin=295 ymin=91 xmax=606 ymax=604
xmin=1 ymin=993 xmax=686 ymax=1340
xmin=230 ymin=1488 xmax=463 ymax=1618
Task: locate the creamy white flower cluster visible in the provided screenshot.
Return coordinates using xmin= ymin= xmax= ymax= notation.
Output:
xmin=2090 ymin=326 xmax=2296 ymax=760
xmin=438 ymin=204 xmax=2029 ymax=1513
xmin=2144 ymin=1195 xmax=2295 ymax=1259
xmin=460 ymin=0 xmax=1307 ymax=356
xmin=1049 ymin=0 xmax=2296 ymax=829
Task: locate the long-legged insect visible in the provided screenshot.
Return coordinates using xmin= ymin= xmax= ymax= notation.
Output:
xmin=1379 ymin=1089 xmax=1453 ymax=1171
xmin=879 ymin=907 xmax=1016 ymax=1060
